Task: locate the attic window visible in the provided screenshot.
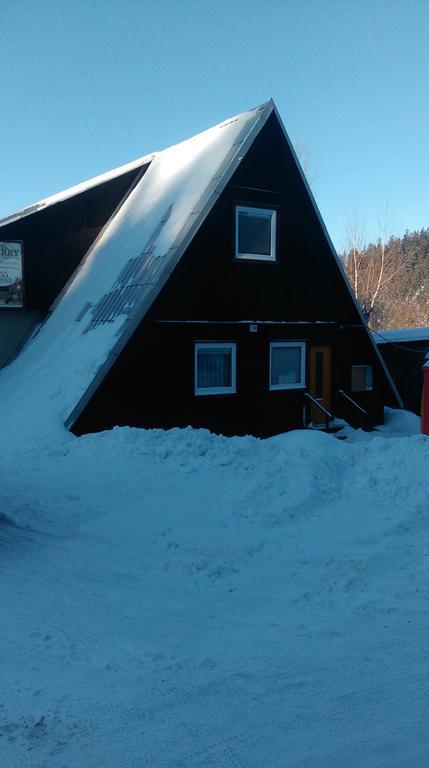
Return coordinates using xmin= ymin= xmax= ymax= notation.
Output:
xmin=195 ymin=343 xmax=237 ymax=396
xmin=351 ymin=365 xmax=373 ymax=392
xmin=235 ymin=206 xmax=276 ymax=261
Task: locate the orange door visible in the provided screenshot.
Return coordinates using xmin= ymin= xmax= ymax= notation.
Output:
xmin=309 ymin=346 xmax=332 ymax=424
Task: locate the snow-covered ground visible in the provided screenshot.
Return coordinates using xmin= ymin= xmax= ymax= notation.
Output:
xmin=2 ymin=405 xmax=429 ymax=767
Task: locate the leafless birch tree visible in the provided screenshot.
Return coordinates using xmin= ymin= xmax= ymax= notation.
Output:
xmin=342 ymin=208 xmax=405 ymax=328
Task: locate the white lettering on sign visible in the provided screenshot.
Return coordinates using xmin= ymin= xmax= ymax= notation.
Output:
xmin=0 ymin=243 xmax=20 ymax=259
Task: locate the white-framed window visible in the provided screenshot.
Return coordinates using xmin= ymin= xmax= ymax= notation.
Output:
xmin=235 ymin=205 xmax=277 ymax=261
xmin=269 ymin=342 xmax=306 ymax=390
xmin=195 ymin=342 xmax=237 ymax=396
xmin=351 ymin=365 xmax=373 ymax=392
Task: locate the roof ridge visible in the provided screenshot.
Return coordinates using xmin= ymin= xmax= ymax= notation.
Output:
xmin=0 ymin=152 xmax=155 ymax=228
xmin=0 ymin=102 xmax=272 ymax=230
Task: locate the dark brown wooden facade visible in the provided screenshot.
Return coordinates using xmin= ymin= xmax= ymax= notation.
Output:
xmin=0 ymin=166 xmax=143 ymax=311
xmin=0 ymin=165 xmax=145 ymax=368
xmin=376 ymin=337 xmax=428 ymax=415
xmin=72 ymin=114 xmax=397 ymax=437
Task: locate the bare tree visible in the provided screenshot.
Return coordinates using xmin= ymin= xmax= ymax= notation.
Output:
xmin=342 ymin=207 xmax=367 ymax=303
xmin=342 ymin=207 xmax=405 ymax=328
xmin=293 ymin=139 xmax=320 ymax=193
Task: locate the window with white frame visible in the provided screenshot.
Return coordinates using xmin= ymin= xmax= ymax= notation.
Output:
xmin=270 ymin=342 xmax=306 ymax=390
xmin=195 ymin=343 xmax=237 ymax=395
xmin=235 ymin=205 xmax=277 ymax=261
xmin=351 ymin=365 xmax=373 ymax=392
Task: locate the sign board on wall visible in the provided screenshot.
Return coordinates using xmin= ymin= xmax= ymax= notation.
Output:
xmin=0 ymin=241 xmax=23 ymax=308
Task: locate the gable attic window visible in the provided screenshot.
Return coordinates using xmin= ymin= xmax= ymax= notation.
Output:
xmin=195 ymin=343 xmax=237 ymax=396
xmin=235 ymin=205 xmax=276 ymax=261
xmin=270 ymin=342 xmax=306 ymax=390
xmin=351 ymin=365 xmax=373 ymax=392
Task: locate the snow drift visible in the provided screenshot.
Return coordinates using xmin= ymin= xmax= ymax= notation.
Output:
xmin=1 ymin=407 xmax=429 ymax=767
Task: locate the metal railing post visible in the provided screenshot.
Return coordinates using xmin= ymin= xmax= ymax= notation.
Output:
xmin=338 ymin=390 xmax=368 ymax=417
xmin=304 ymin=392 xmax=334 ymax=429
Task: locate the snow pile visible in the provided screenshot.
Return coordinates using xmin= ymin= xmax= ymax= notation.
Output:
xmin=336 ymin=406 xmax=420 ymax=441
xmin=2 ymin=412 xmax=429 ymax=767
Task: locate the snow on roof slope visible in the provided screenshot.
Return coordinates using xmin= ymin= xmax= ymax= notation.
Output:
xmin=372 ymin=327 xmax=429 ymax=344
xmin=0 ymin=102 xmax=273 ymax=445
xmin=0 ymin=153 xmax=154 ymax=228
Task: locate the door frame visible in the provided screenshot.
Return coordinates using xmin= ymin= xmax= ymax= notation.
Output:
xmin=308 ymin=345 xmax=333 ymax=425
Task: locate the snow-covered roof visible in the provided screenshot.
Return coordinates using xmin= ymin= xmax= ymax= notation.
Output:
xmin=0 ymin=101 xmax=275 ymax=440
xmin=372 ymin=327 xmax=429 ymax=345
xmin=0 ymin=153 xmax=153 ymax=228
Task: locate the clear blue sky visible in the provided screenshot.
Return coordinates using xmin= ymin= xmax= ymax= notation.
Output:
xmin=1 ymin=0 xmax=428 ymax=251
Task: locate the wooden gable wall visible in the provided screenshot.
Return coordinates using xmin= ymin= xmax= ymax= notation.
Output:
xmin=0 ymin=166 xmax=143 ymax=312
xmin=146 ymin=113 xmax=363 ymax=324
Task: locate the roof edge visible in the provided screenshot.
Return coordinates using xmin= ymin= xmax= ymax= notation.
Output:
xmin=0 ymin=153 xmax=154 ymax=229
xmin=49 ymin=163 xmax=149 ymax=318
xmin=270 ymin=102 xmax=403 ymax=409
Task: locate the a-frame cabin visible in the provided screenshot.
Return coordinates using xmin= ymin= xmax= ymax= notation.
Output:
xmin=0 ymin=101 xmax=401 ymax=437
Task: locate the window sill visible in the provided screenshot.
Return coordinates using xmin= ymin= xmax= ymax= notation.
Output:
xmin=195 ymin=388 xmax=237 ymax=397
xmin=269 ymin=384 xmax=306 ymax=391
xmin=234 ymin=254 xmax=277 ymax=263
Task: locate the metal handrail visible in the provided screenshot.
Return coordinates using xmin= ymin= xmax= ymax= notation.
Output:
xmin=338 ymin=389 xmax=368 ymax=416
xmin=304 ymin=392 xmax=333 ymax=420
